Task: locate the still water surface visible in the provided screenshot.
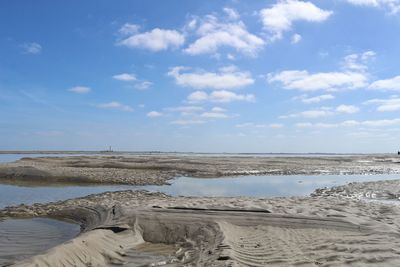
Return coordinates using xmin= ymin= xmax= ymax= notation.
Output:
xmin=1 ymin=174 xmax=400 ymax=208
xmin=0 ymin=218 xmax=79 ymax=265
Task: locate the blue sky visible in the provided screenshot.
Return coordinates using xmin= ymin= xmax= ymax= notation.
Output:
xmin=1 ymin=0 xmax=400 ymax=153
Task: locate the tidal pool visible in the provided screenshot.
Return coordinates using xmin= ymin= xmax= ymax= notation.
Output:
xmin=1 ymin=175 xmax=400 ymax=209
xmin=0 ymin=218 xmax=79 ymax=266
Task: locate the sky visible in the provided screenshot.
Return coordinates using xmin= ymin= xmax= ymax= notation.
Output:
xmin=1 ymin=0 xmax=400 ymax=153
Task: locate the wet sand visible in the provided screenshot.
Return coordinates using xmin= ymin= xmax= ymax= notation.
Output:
xmin=1 ymin=154 xmax=400 ymax=185
xmin=2 ymin=184 xmax=400 ymax=266
xmin=2 ymin=154 xmax=400 ymax=266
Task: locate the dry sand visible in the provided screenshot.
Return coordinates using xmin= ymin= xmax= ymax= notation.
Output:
xmin=1 ymin=154 xmax=400 ymax=185
xmin=2 ymin=184 xmax=400 ymax=266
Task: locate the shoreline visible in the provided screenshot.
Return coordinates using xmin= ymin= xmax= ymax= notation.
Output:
xmin=1 ymin=154 xmax=400 ymax=265
xmin=2 ymin=184 xmax=400 ymax=266
xmin=1 ymin=154 xmax=400 ymax=186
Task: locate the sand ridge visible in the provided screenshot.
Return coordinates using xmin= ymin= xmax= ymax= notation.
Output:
xmin=2 ymin=186 xmax=400 ymax=266
xmin=1 ymin=154 xmax=400 ymax=185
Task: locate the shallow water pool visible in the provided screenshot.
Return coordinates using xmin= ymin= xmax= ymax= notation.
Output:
xmin=0 ymin=153 xmax=93 ymax=163
xmin=1 ymin=174 xmax=400 ymax=209
xmin=0 ymin=218 xmax=79 ymax=265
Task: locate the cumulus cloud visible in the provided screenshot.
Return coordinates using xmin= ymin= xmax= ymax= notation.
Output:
xmin=281 ymin=105 xmax=359 ymax=119
xmin=295 ymin=118 xmax=400 ymax=128
xmin=281 ymin=109 xmax=334 ymax=119
xmin=342 ymin=50 xmax=376 ymax=71
xmin=134 ymin=81 xmax=153 ymax=90
xmin=68 ymin=86 xmax=91 ymax=94
xmin=211 ymin=107 xmax=226 ymax=113
xmin=336 ymin=104 xmax=360 ymax=114
xmin=165 ymin=106 xmax=204 ymax=116
xmin=345 ymin=0 xmax=400 ymax=14
xmin=268 ymin=70 xmax=368 ymax=91
xmin=269 ymin=123 xmax=284 ymax=128
xmin=260 ymin=0 xmax=332 ymax=40
xmin=118 ymin=23 xmax=140 ymax=35
xmin=187 ymin=90 xmax=255 ymax=103
xmin=291 ymin=33 xmax=302 ymax=44
xmin=236 ymin=122 xmax=284 ymax=129
xmin=171 ymin=119 xmax=205 ymax=125
xmin=168 ymin=66 xmax=254 ymax=90
xmin=184 ymin=12 xmax=264 ymax=56
xmin=268 ymin=51 xmax=374 ymax=91
xmin=21 ymin=42 xmax=42 ymax=54
xmin=118 ymin=24 xmax=184 ymax=51
xmin=147 ymin=111 xmax=163 ymax=117
xmin=97 ymin=101 xmax=134 ymax=112
xmin=200 ymin=112 xmax=229 ymax=118
xmin=369 ymin=76 xmax=400 ymax=91
xmin=296 ymin=94 xmax=335 ymax=104
xmin=223 ymin=7 xmax=240 ymax=20
xmin=113 ymin=73 xmax=152 ymax=90
xmin=113 ymin=73 xmax=137 ymax=81
xmin=364 ymin=97 xmax=400 ymax=111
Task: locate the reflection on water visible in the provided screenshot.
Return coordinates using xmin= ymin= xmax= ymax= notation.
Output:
xmin=0 ymin=184 xmax=135 ymax=209
xmin=1 ymin=175 xmax=400 ymax=209
xmin=145 ymin=175 xmax=400 ymax=198
xmin=0 ymin=175 xmax=400 ymax=208
xmin=0 ymin=218 xmax=79 ymax=265
xmin=0 ymin=154 xmax=91 ymax=163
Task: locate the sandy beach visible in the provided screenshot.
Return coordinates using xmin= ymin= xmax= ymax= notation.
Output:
xmin=1 ymin=154 xmax=400 ymax=186
xmin=2 ymin=188 xmax=400 ymax=266
xmin=1 ymin=154 xmax=400 ymax=266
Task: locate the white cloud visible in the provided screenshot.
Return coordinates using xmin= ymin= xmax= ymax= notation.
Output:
xmin=113 ymin=73 xmax=137 ymax=81
xmin=188 ymin=90 xmax=255 ymax=103
xmin=187 ymin=91 xmax=209 ymax=102
xmin=21 ymin=42 xmax=42 ymax=54
xmin=269 ymin=51 xmax=374 ymax=91
xmin=166 ymin=106 xmax=204 ymax=116
xmin=364 ymin=97 xmax=400 ymax=111
xmin=118 ymin=27 xmax=184 ymax=51
xmin=269 ymin=123 xmax=284 ymax=128
xmin=168 ymin=66 xmax=254 ymax=90
xmin=297 ymin=94 xmax=335 ymax=104
xmin=281 ymin=109 xmax=334 ymax=119
xmin=147 ymin=111 xmax=163 ymax=118
xmin=281 ymin=105 xmax=359 ymax=119
xmin=200 ymin=112 xmax=229 ymax=118
xmin=134 ymin=81 xmax=153 ymax=90
xmin=362 ymin=118 xmax=400 ymax=127
xmin=260 ymin=0 xmax=333 ymax=40
xmin=97 ymin=101 xmax=134 ymax=112
xmin=346 ymin=0 xmax=400 ymax=14
xmin=118 ymin=23 xmax=140 ymax=35
xmin=184 ymin=13 xmax=264 ymax=56
xmin=68 ymin=86 xmax=91 ymax=94
xmin=336 ymin=104 xmax=359 ymax=114
xmin=235 ymin=122 xmax=284 ymax=129
xmin=291 ymin=33 xmax=302 ymax=44
xmin=295 ymin=118 xmax=400 ymax=128
xmin=342 ymin=50 xmax=375 ymax=71
xmin=171 ymin=119 xmax=205 ymax=125
xmin=223 ymin=7 xmax=240 ymax=20
xmin=369 ymin=76 xmax=400 ymax=91
xmin=211 ymin=107 xmax=226 ymax=113
xmin=268 ymin=70 xmax=368 ymax=91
